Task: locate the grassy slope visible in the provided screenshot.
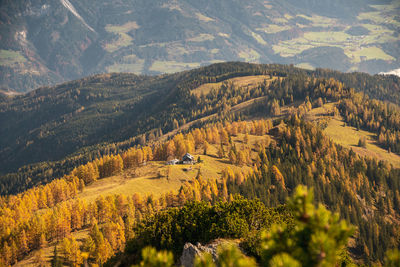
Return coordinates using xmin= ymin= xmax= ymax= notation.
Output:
xmin=324 ymin=118 xmax=400 ymax=168
xmin=14 ymin=133 xmax=266 ymax=265
xmin=306 ymin=103 xmax=400 ymax=168
xmin=14 ymin=115 xmax=400 ymax=265
xmin=12 ymin=80 xmax=400 ymax=265
xmin=0 ymin=49 xmax=27 ymax=66
xmin=72 ymin=71 xmax=282 ymax=202
xmin=160 ymin=75 xmax=277 ymax=141
xmin=79 ymin=133 xmax=263 ymax=202
xmin=192 ymin=75 xmax=275 ymax=96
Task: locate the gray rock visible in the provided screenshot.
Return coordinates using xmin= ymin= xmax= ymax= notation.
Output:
xmin=179 ymin=240 xmax=227 ymax=267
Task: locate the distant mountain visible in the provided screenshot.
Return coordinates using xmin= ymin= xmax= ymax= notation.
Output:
xmin=1 ymin=0 xmax=399 ymax=92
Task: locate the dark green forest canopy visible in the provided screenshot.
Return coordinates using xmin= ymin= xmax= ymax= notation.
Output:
xmin=122 ymin=197 xmax=293 ymax=265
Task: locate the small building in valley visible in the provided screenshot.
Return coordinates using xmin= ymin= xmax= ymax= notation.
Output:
xmin=182 ymin=153 xmax=195 ymax=164
xmin=166 ymin=153 xmax=196 ymax=165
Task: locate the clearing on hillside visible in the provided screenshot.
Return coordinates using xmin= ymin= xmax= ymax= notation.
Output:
xmin=306 ymin=102 xmax=400 ymax=168
xmin=15 ymin=131 xmax=271 ymax=266
xmin=192 ymin=75 xmax=276 ymax=97
xmin=78 ymin=132 xmax=268 ymax=203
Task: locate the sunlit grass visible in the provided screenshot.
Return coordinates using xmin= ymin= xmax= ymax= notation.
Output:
xmin=295 ymin=63 xmax=315 ymax=70
xmin=149 ymin=60 xmax=201 ymax=73
xmin=195 ymin=12 xmax=214 ymax=22
xmin=192 ymin=75 xmax=274 ymax=97
xmin=78 ymin=138 xmax=260 ymax=203
xmin=306 ymin=103 xmax=400 ymax=168
xmin=238 ymin=49 xmax=260 ymax=62
xmin=187 ymin=34 xmax=215 ymax=42
xmin=104 ymin=21 xmax=140 ymax=52
xmin=349 ymin=46 xmax=395 ymax=63
xmin=0 ymin=49 xmax=26 ymax=66
xmin=251 ymin=31 xmax=267 ymax=45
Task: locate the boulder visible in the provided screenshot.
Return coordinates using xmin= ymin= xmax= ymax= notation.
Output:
xmin=179 ymin=240 xmax=233 ymax=267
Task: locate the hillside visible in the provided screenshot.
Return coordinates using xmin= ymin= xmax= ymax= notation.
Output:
xmin=1 ymin=62 xmax=400 ymax=265
xmin=1 ymin=0 xmax=399 ymax=92
xmin=2 ymin=117 xmax=400 ymax=266
xmin=305 ymin=102 xmax=400 ymax=168
xmin=0 ymin=72 xmax=174 ymax=173
xmin=11 ymin=129 xmax=262 ymax=266
xmin=0 ymin=62 xmax=272 ymax=175
xmin=1 ymin=62 xmax=400 ymax=195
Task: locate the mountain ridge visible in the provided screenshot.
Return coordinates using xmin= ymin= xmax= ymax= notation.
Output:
xmin=1 ymin=0 xmax=399 ymax=92
xmin=1 ymin=62 xmax=400 ymax=196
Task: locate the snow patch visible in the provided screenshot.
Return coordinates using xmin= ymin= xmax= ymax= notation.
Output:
xmin=60 ymin=0 xmax=96 ymax=33
xmin=379 ymin=68 xmax=400 ymax=77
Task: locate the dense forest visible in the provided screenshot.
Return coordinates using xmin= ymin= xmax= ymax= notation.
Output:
xmin=2 ymin=62 xmax=400 ymax=195
xmin=122 ymin=186 xmax=400 ymax=267
xmin=1 ymin=63 xmax=400 ymax=265
xmin=1 ymin=118 xmax=399 ymax=266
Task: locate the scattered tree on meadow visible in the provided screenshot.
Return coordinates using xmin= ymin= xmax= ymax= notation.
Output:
xmin=203 ymin=141 xmax=209 ymax=155
xmin=271 ymin=99 xmax=281 ymax=116
xmin=358 ymin=136 xmax=367 ymax=148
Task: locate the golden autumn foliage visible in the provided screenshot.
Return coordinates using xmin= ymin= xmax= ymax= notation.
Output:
xmin=3 ymin=116 xmax=397 ymax=265
xmin=271 ymin=165 xmax=286 ymax=190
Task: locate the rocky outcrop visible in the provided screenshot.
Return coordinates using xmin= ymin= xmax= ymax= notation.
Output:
xmin=179 ymin=239 xmax=238 ymax=267
xmin=180 ymin=242 xmax=217 ymax=267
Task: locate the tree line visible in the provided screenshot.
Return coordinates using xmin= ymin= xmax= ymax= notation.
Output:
xmin=339 ymin=93 xmax=400 ymax=153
